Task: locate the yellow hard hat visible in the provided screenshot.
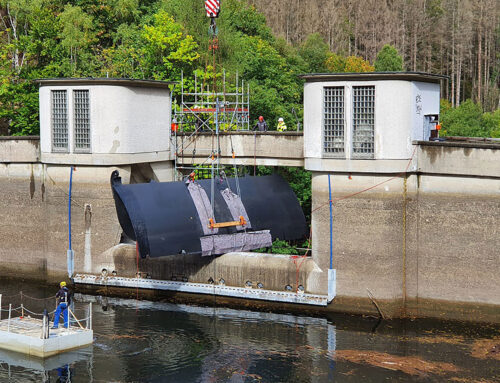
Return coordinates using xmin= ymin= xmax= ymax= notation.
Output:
xmin=60 ymin=281 xmax=67 ymax=287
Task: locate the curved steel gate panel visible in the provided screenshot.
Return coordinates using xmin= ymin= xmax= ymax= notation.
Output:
xmin=111 ymin=171 xmax=308 ymax=258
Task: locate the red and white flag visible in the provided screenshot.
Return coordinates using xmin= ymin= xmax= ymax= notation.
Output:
xmin=205 ymin=0 xmax=220 ymax=17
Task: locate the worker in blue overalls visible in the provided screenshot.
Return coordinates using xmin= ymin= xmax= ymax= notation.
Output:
xmin=52 ymin=281 xmax=71 ymax=329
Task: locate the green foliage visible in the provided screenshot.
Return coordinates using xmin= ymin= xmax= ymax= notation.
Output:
xmin=58 ymin=4 xmax=96 ymax=75
xmin=440 ymin=99 xmax=500 ymax=138
xmin=344 ymin=55 xmax=374 ymax=72
xmin=268 ymin=238 xmax=299 ymax=255
xmin=483 ymin=109 xmax=500 ymax=138
xmin=253 ymin=238 xmax=299 ymax=255
xmin=222 ymin=0 xmax=272 ymax=40
xmin=325 ymin=53 xmax=346 ymax=72
xmin=0 ymin=79 xmax=39 ymax=135
xmin=298 ymin=33 xmax=329 ymax=72
xmin=325 ymin=53 xmax=374 ymax=73
xmin=0 ymin=0 xmax=304 ymax=135
xmin=374 ymin=44 xmax=403 ymax=72
xmin=140 ymin=11 xmax=199 ymax=79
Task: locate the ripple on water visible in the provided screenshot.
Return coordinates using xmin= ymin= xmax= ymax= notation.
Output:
xmin=0 ymin=280 xmax=499 ymax=383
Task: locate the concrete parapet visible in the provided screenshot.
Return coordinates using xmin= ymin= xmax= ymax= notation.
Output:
xmin=416 ymin=140 xmax=500 ymax=178
xmin=175 ymin=131 xmax=304 ymax=167
xmin=0 ymin=136 xmax=40 ymax=163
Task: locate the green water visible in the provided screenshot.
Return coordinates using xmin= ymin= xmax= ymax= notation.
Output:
xmin=0 ymin=279 xmax=498 ymax=382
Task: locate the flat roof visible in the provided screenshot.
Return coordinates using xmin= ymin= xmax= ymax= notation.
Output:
xmin=35 ymin=77 xmax=176 ymax=88
xmin=300 ymin=71 xmax=448 ymax=83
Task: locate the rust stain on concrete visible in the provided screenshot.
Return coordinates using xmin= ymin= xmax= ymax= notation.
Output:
xmin=29 ymin=167 xmax=35 ymax=199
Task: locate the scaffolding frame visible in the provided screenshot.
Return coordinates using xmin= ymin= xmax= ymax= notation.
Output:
xmin=171 ymin=70 xmax=250 ymax=181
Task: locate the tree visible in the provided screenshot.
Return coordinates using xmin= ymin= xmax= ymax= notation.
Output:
xmin=374 ymin=44 xmax=403 ymax=71
xmin=325 ymin=53 xmax=374 ymax=73
xmin=298 ymin=33 xmax=329 ymax=72
xmin=325 ymin=53 xmax=346 ymax=72
xmin=102 ymin=10 xmax=200 ymax=81
xmin=140 ymin=11 xmax=199 ymax=80
xmin=58 ymin=5 xmax=95 ymax=75
xmin=344 ymin=55 xmax=374 ymax=72
xmin=249 ymin=0 xmax=499 ymax=111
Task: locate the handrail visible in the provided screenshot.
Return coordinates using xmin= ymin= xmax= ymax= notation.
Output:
xmin=0 ymin=293 xmax=92 ymax=335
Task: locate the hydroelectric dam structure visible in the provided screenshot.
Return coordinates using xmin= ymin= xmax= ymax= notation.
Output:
xmin=0 ymin=74 xmax=499 ymax=322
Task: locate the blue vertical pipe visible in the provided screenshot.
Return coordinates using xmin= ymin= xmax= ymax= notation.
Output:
xmin=328 ymin=174 xmax=333 ymax=269
xmin=68 ymin=166 xmax=73 ymax=251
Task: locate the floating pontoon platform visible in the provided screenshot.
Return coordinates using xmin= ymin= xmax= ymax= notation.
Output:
xmin=74 ymin=274 xmax=329 ymax=306
xmin=0 ymin=317 xmax=93 ymax=358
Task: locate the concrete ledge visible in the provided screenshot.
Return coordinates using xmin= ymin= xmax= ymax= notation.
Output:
xmin=417 ymin=144 xmax=500 ymax=178
xmin=41 ymin=150 xmax=172 ymax=166
xmin=0 ymin=137 xmax=40 ymax=163
xmin=415 ymin=138 xmax=500 ymax=150
xmin=305 ymin=157 xmax=415 ymax=173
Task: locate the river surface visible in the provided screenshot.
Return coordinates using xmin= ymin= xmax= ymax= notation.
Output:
xmin=0 ymin=279 xmax=498 ymax=382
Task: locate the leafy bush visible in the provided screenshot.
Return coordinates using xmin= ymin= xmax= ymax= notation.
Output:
xmin=440 ymin=99 xmax=499 ymax=138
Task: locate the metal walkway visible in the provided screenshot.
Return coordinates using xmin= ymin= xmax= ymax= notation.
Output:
xmin=74 ymin=274 xmax=328 ymax=306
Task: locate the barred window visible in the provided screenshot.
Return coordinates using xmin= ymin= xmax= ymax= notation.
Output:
xmin=352 ymin=86 xmax=375 ymax=157
xmin=73 ymin=90 xmax=90 ymax=152
xmin=323 ymin=87 xmax=345 ymax=157
xmin=51 ymin=90 xmax=68 ymax=151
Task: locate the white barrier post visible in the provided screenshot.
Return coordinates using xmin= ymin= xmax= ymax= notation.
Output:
xmin=41 ymin=312 xmax=46 ymax=339
xmin=8 ymin=304 xmax=11 ymax=332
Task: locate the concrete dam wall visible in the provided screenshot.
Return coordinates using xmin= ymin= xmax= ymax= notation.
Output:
xmin=0 ymin=137 xmax=499 ymax=322
xmin=311 ymin=141 xmax=500 ymax=322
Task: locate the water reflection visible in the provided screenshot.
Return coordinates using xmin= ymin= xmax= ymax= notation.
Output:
xmin=0 ymin=279 xmax=498 ymax=382
xmin=78 ymin=295 xmax=337 ymax=383
xmin=0 ymin=347 xmax=91 ymax=382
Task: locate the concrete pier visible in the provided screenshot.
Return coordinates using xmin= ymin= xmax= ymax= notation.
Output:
xmin=0 ymin=317 xmax=93 ymax=358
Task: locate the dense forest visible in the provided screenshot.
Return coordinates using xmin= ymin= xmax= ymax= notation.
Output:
xmin=0 ymin=0 xmax=498 ymax=136
xmin=250 ymin=0 xmax=500 ymax=111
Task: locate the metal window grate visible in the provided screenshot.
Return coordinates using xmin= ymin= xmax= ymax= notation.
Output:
xmin=323 ymin=87 xmax=345 ymax=157
xmin=74 ymin=90 xmax=90 ymax=152
xmin=51 ymin=90 xmax=68 ymax=151
xmin=352 ymin=86 xmax=375 ymax=157
xmin=352 ymin=86 xmax=375 ymax=158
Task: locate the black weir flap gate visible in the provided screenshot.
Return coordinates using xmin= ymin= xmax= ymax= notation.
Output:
xmin=110 ymin=171 xmax=308 ymax=258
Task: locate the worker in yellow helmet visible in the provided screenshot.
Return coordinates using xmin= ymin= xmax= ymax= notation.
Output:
xmin=52 ymin=281 xmax=71 ymax=329
xmin=277 ymin=117 xmax=287 ymax=132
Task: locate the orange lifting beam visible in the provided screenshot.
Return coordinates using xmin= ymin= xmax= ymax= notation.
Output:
xmin=208 ymin=216 xmax=246 ymax=229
